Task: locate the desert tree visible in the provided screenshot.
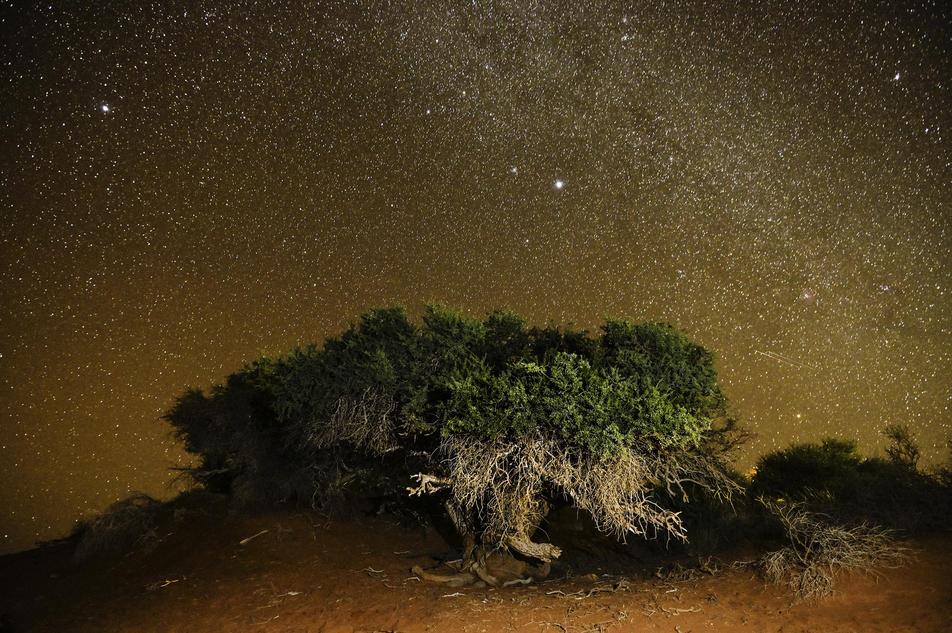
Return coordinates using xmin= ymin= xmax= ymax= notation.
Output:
xmin=167 ymin=304 xmax=744 ymax=583
xmin=284 ymin=307 xmax=740 ymax=573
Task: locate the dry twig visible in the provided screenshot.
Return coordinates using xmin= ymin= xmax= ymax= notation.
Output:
xmin=239 ymin=529 xmax=269 ymax=545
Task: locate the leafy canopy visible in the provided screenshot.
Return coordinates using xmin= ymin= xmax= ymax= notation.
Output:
xmin=269 ymin=305 xmax=725 ymax=455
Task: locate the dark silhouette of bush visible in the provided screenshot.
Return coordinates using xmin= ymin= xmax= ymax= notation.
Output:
xmin=62 ymin=489 xmax=229 ymax=563
xmin=882 ymin=423 xmax=920 ymax=468
xmin=750 ymin=438 xmax=863 ymax=501
xmin=69 ymin=493 xmax=162 ymax=563
xmin=748 ymin=428 xmax=949 ymax=599
xmin=750 ymin=428 xmax=950 ymax=533
xmin=164 ymin=304 xmax=743 ymax=580
xmin=164 ymin=359 xmax=315 ymax=511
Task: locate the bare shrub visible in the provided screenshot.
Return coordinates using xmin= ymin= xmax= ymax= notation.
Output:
xmin=70 ymin=493 xmax=161 ymax=563
xmin=760 ymin=500 xmax=909 ymax=600
xmin=883 ymin=423 xmax=920 ymax=468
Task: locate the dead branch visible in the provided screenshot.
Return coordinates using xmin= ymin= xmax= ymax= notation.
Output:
xmin=239 ymin=529 xmax=269 ymax=545
xmin=406 ymin=472 xmax=452 ymax=496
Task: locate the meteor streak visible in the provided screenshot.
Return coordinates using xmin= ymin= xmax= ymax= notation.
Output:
xmin=755 ymin=349 xmax=819 ymax=371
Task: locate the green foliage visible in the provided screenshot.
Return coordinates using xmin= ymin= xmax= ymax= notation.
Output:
xmin=420 ymin=303 xmax=486 ymax=370
xmin=482 ymin=310 xmax=530 ymax=369
xmin=527 ymin=323 xmax=598 ymax=362
xmin=264 ymin=305 xmax=724 ymax=456
xmin=598 ymin=321 xmax=725 ymax=417
xmin=275 ymin=306 xmax=418 ymax=428
xmin=437 ymin=353 xmax=706 ymax=455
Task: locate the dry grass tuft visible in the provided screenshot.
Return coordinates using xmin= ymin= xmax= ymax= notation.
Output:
xmin=70 ymin=493 xmax=162 ymax=563
xmin=760 ymin=499 xmax=910 ymax=600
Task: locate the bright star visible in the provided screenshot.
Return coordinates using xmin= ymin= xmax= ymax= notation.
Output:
xmin=101 ymin=104 xmax=110 ymax=113
xmin=553 ymin=179 xmax=565 ymax=190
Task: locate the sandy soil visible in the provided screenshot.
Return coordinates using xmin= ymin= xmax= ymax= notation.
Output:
xmin=1 ymin=511 xmax=949 ymax=633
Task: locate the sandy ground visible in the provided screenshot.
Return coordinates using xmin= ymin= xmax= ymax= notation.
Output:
xmin=1 ymin=511 xmax=949 ymax=633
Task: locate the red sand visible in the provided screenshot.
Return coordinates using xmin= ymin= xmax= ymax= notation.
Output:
xmin=2 ymin=512 xmax=949 ymax=633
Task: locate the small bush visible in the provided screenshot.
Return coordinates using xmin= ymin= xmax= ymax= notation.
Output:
xmin=70 ymin=493 xmax=162 ymax=563
xmin=750 ymin=430 xmax=950 ymax=533
xmin=750 ymin=438 xmax=862 ymax=501
xmin=883 ymin=424 xmax=920 ymax=468
xmin=760 ymin=500 xmax=908 ymax=600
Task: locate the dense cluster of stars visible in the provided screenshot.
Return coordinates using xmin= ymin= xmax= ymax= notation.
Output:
xmin=1 ymin=1 xmax=949 ymax=553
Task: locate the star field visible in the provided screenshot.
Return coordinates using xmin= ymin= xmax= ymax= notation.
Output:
xmin=1 ymin=0 xmax=950 ymax=553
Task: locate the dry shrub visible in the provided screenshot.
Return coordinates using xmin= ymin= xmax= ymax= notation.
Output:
xmin=70 ymin=493 xmax=161 ymax=563
xmin=439 ymin=432 xmax=740 ymax=560
xmin=760 ymin=500 xmax=909 ymax=600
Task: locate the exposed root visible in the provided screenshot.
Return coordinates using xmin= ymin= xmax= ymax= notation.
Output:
xmin=411 ymin=565 xmax=479 ymax=588
xmin=545 ymin=578 xmax=631 ymax=600
xmin=654 ymin=557 xmax=720 ymax=583
xmin=406 ymin=473 xmax=452 ymax=497
xmin=506 ymin=535 xmax=562 ymax=563
xmin=412 ymin=547 xmax=551 ymax=588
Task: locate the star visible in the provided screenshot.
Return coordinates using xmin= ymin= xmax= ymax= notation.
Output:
xmin=100 ymin=104 xmax=111 ymax=113
xmin=553 ymin=179 xmax=565 ymax=190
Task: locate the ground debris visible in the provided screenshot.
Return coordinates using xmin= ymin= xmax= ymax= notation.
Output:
xmin=145 ymin=577 xmax=183 ymax=591
xmin=239 ymin=529 xmax=269 ymax=545
xmin=654 ymin=556 xmax=722 ymax=583
xmin=527 ymin=618 xmax=624 ymax=633
xmin=545 ymin=578 xmax=631 ymax=600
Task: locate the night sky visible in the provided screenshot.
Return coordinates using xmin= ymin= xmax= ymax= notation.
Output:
xmin=1 ymin=0 xmax=950 ymax=554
